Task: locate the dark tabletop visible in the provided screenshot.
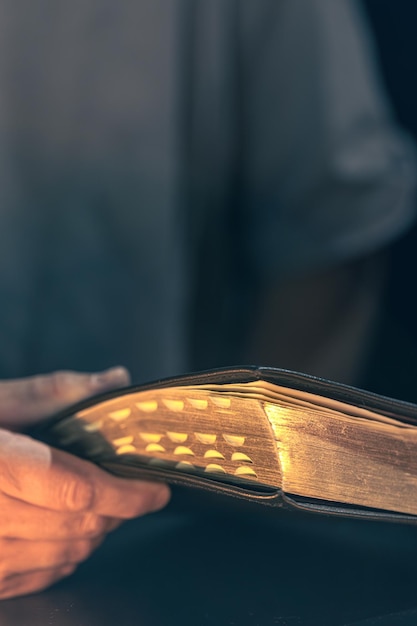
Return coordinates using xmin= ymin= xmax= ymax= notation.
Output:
xmin=1 ymin=493 xmax=417 ymax=626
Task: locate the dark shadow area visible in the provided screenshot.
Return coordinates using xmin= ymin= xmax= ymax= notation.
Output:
xmin=361 ymin=1 xmax=417 ymax=402
xmin=2 ymin=500 xmax=417 ymax=625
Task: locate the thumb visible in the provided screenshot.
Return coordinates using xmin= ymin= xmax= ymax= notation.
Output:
xmin=0 ymin=428 xmax=169 ymax=515
xmin=0 ymin=367 xmax=131 ymax=430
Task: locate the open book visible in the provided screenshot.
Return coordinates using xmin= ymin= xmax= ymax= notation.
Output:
xmin=31 ymin=366 xmax=417 ymax=524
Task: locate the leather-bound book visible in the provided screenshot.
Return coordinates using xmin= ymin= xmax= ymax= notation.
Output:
xmin=30 ymin=366 xmax=417 ymax=524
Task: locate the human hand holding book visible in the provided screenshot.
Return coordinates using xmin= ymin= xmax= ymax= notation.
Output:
xmin=0 ymin=369 xmax=170 ymax=599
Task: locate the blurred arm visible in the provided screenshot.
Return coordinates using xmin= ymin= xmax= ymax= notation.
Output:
xmin=245 ymin=252 xmax=386 ymax=386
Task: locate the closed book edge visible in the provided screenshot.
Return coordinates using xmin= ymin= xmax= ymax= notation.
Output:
xmin=29 ymin=366 xmax=417 ymax=525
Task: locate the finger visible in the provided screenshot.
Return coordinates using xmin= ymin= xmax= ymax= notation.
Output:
xmin=0 ymin=433 xmax=170 ymax=516
xmin=61 ymin=450 xmax=171 ymax=518
xmin=0 ymin=564 xmax=76 ymax=600
xmin=49 ymin=448 xmax=171 ymax=517
xmin=0 ymin=366 xmax=131 ymax=430
xmin=0 ymin=492 xmax=114 ymax=540
xmin=0 ymin=537 xmax=101 ymax=578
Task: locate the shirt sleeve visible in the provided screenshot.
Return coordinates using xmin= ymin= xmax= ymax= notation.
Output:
xmin=239 ymin=0 xmax=417 ymax=276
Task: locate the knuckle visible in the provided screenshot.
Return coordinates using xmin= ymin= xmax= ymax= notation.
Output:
xmin=45 ymin=371 xmax=73 ymax=399
xmin=24 ymin=372 xmax=65 ymax=402
xmin=27 ymin=371 xmax=78 ymax=404
xmin=58 ymin=476 xmax=94 ymax=512
xmin=78 ymin=513 xmax=105 ymax=537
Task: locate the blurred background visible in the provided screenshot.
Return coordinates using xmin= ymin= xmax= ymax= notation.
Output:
xmin=0 ymin=0 xmax=416 ymax=399
xmin=362 ymin=0 xmax=417 ymax=402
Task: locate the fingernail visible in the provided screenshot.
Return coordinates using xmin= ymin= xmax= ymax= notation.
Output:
xmin=90 ymin=366 xmax=131 ymax=391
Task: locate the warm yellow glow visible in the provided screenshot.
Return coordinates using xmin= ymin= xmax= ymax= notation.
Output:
xmin=112 ymin=436 xmax=134 ymax=447
xmin=162 ymin=399 xmax=185 ymax=412
xmin=116 ymin=444 xmax=137 ymax=455
xmin=139 ymin=433 xmax=163 ymax=443
xmin=204 ymin=449 xmax=225 ymax=460
xmin=223 ymin=434 xmax=245 ymax=446
xmin=145 ymin=443 xmax=166 ymax=453
xmin=173 ymin=446 xmax=194 ymax=456
xmin=83 ymin=420 xmax=103 ymax=432
xmin=234 ymin=466 xmax=257 ymax=477
xmin=136 ymin=401 xmax=158 ymax=413
xmin=263 ymin=403 xmax=294 ymax=477
xmin=211 ymin=396 xmax=231 ymax=409
xmin=109 ymin=408 xmax=131 ymax=421
xmin=166 ymin=432 xmax=188 ymax=443
xmin=205 ymin=464 xmax=227 ymax=474
xmin=231 ymin=452 xmax=253 ymax=463
xmin=195 ymin=433 xmax=217 ymax=444
xmin=188 ymin=398 xmax=208 ymax=410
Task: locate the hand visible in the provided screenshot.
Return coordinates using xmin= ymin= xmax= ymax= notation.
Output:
xmin=0 ymin=369 xmax=171 ymax=599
